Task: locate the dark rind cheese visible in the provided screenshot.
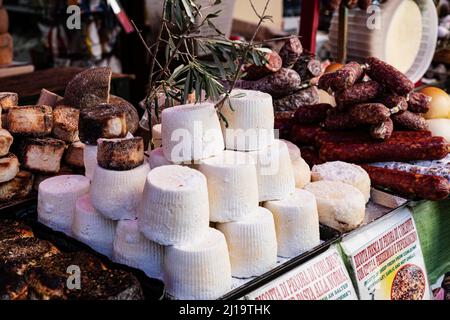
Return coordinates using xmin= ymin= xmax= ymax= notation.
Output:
xmin=79 ymin=104 xmax=127 ymax=145
xmin=0 ymin=153 xmax=19 ymax=184
xmin=7 ymin=105 xmax=53 ymax=137
xmin=63 ymin=141 xmax=85 ymax=168
xmin=20 ymin=138 xmax=65 ymax=174
xmin=97 ymin=137 xmax=144 ymax=171
xmin=0 ymin=170 xmax=34 ymax=202
xmin=0 ymin=128 xmax=13 ymax=157
xmin=109 ymin=95 xmax=139 ymax=134
xmin=52 ymin=105 xmax=80 ymax=143
xmin=37 ymin=89 xmax=62 ymax=108
xmin=0 ymin=92 xmax=18 ymax=111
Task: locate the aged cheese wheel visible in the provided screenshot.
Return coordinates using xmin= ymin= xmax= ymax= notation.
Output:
xmin=248 ymin=140 xmax=296 ymax=201
xmin=304 ymin=180 xmax=366 ymax=232
xmin=151 ymin=124 xmax=162 ymax=149
xmin=311 ymin=161 xmax=371 ymax=203
xmin=264 ymin=189 xmax=320 ymax=258
xmin=161 ymin=103 xmax=224 ymax=162
xmin=148 ymin=147 xmax=172 ymax=169
xmin=83 ymin=144 xmax=97 ymax=180
xmin=164 ymin=228 xmax=231 ymax=300
xmin=64 ymin=141 xmax=85 ymax=168
xmin=72 ymin=194 xmax=116 ymax=258
xmin=0 ymin=153 xmax=19 ymax=184
xmin=97 ymin=137 xmax=144 ymax=171
xmin=64 ymin=67 xmax=111 ymax=108
xmin=221 ymin=89 xmax=274 ymax=151
xmin=0 ymin=128 xmax=13 ymax=157
xmin=32 ymin=165 xmax=75 ymax=192
xmin=37 ymin=175 xmax=90 ymax=235
xmin=198 ymin=150 xmax=259 ymax=222
xmin=52 ymin=105 xmax=79 ymax=143
xmin=0 ymin=170 xmax=34 ymax=202
xmin=90 ymin=162 xmax=150 ymax=220
xmin=20 ymin=137 xmax=66 ymax=174
xmin=79 ymin=104 xmax=128 ymax=144
xmin=0 ymin=92 xmax=18 ymax=111
xmin=216 ymin=207 xmax=277 ymax=278
xmin=138 ymin=165 xmax=210 ymax=245
xmin=0 ymin=7 xmax=8 ymax=34
xmin=281 ymin=139 xmax=311 ymax=188
xmin=113 ymin=219 xmax=164 ymax=279
xmin=426 ymin=119 xmax=450 ymax=142
xmin=7 ymin=105 xmax=53 ymax=137
xmin=37 ymin=89 xmax=62 ymax=108
xmin=109 ymin=95 xmax=140 ymax=134
xmin=0 ymin=33 xmax=13 ymax=66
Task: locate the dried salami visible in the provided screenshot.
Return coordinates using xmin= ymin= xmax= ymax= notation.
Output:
xmin=318 ymin=61 xmax=364 ymax=92
xmin=294 ymin=103 xmax=333 ymax=124
xmin=322 ymin=109 xmax=358 ymax=130
xmin=279 ymin=36 xmax=303 ymax=68
xmin=273 ymin=86 xmax=319 ymax=111
xmin=407 ymin=92 xmax=431 ymax=113
xmin=349 ymin=103 xmax=390 ymax=125
xmin=392 ymin=110 xmax=429 ymax=131
xmin=370 ymin=117 xmax=394 ymax=140
xmin=378 ymin=94 xmax=408 ymax=114
xmin=242 ymin=51 xmax=282 ymax=81
xmin=336 ymin=80 xmax=383 ymax=109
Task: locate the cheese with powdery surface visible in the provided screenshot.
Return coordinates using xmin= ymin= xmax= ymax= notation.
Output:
xmin=72 ymin=194 xmax=116 ymax=258
xmin=198 ymin=150 xmax=259 ymax=222
xmin=138 ymin=165 xmax=210 ymax=245
xmin=148 ymin=147 xmax=172 ymax=169
xmin=281 ymin=139 xmax=311 ymax=188
xmin=264 ymin=189 xmax=320 ymax=258
xmin=221 ymin=90 xmax=274 ymax=151
xmin=38 ymin=175 xmax=90 ymax=235
xmin=304 ymin=180 xmax=365 ymax=233
xmin=216 ymin=207 xmax=277 ymax=278
xmin=161 ymin=103 xmax=224 ymax=162
xmin=83 ymin=144 xmax=97 ymax=180
xmin=164 ymin=228 xmax=231 ymax=300
xmin=311 ymin=161 xmax=371 ymax=203
xmin=90 ymin=162 xmax=150 ymax=220
xmin=248 ymin=140 xmax=296 ymax=201
xmin=113 ymin=219 xmax=164 ymax=280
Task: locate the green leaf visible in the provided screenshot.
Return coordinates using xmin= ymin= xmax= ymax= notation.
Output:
xmin=182 ymin=69 xmax=192 ymax=103
xmin=181 ymin=0 xmax=195 ymax=23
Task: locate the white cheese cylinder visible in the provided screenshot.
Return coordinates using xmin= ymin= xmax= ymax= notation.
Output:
xmin=281 ymin=139 xmax=311 ymax=188
xmin=198 ymin=150 xmax=259 ymax=222
xmin=248 ymin=140 xmax=296 ymax=201
xmin=113 ymin=219 xmax=164 ymax=279
xmin=72 ymin=194 xmax=116 ymax=258
xmin=90 ymin=162 xmax=150 ymax=220
xmin=138 ymin=165 xmax=210 ymax=245
xmin=221 ymin=89 xmax=274 ymax=151
xmin=38 ymin=175 xmax=90 ymax=235
xmin=164 ymin=227 xmax=232 ymax=300
xmin=83 ymin=144 xmax=97 ymax=180
xmin=264 ymin=189 xmax=320 ymax=258
xmin=161 ymin=102 xmax=224 ymax=162
xmin=304 ymin=180 xmax=366 ymax=233
xmin=148 ymin=147 xmax=172 ymax=169
xmin=216 ymin=207 xmax=277 ymax=278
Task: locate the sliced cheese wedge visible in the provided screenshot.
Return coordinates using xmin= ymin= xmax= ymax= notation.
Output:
xmin=198 ymin=150 xmax=259 ymax=222
xmin=216 ymin=207 xmax=277 ymax=278
xmin=248 ymin=140 xmax=296 ymax=201
xmin=221 ymin=89 xmax=274 ymax=151
xmin=161 ymin=103 xmax=224 ymax=162
xmin=164 ymin=228 xmax=231 ymax=300
xmin=264 ymin=189 xmax=320 ymax=258
xmin=113 ymin=219 xmax=164 ymax=280
xmin=304 ymin=180 xmax=366 ymax=233
xmin=72 ymin=194 xmax=116 ymax=258
xmin=138 ymin=165 xmax=210 ymax=245
xmin=83 ymin=144 xmax=97 ymax=180
xmin=90 ymin=162 xmax=150 ymax=220
xmin=38 ymin=175 xmax=90 ymax=235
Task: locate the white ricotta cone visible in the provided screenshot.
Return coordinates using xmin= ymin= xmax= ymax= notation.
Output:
xmin=161 ymin=102 xmax=224 ymax=163
xmin=264 ymin=189 xmax=320 ymax=258
xmin=38 ymin=175 xmax=90 ymax=235
xmin=113 ymin=219 xmax=164 ymax=280
xmin=248 ymin=140 xmax=296 ymax=202
xmin=138 ymin=165 xmax=210 ymax=245
xmin=148 ymin=147 xmax=172 ymax=169
xmin=83 ymin=144 xmax=97 ymax=180
xmin=72 ymin=194 xmax=116 ymax=258
xmin=198 ymin=150 xmax=259 ymax=222
xmin=216 ymin=207 xmax=277 ymax=278
xmin=221 ymin=89 xmax=274 ymax=151
xmin=304 ymin=180 xmax=366 ymax=233
xmin=281 ymin=139 xmax=311 ymax=188
xmin=90 ymin=162 xmax=150 ymax=220
xmin=311 ymin=161 xmax=371 ymax=203
xmin=164 ymin=228 xmax=232 ymax=300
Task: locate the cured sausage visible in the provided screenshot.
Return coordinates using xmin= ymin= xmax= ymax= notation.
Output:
xmin=370 ymin=117 xmax=394 ymax=140
xmin=407 ymin=92 xmax=431 ymax=113
xmin=290 ymin=124 xmax=323 ymax=146
xmin=279 ymin=36 xmax=303 ymax=68
xmin=318 ymin=61 xmax=364 ymax=92
xmin=273 ymin=86 xmax=319 ymax=111
xmin=322 ymin=109 xmax=359 ymax=130
xmin=378 ymin=94 xmax=408 ymax=114
xmin=336 ymin=80 xmax=383 ymax=109
xmin=349 ymin=103 xmax=390 ymax=125
xmin=242 ymin=51 xmax=283 ymax=81
xmin=392 ymin=110 xmax=429 ymax=131
xmin=294 ymin=103 xmax=332 ymax=124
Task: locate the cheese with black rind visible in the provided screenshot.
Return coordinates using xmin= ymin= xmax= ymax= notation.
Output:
xmin=52 ymin=105 xmax=80 ymax=143
xmin=20 ymin=137 xmax=66 ymax=174
xmin=0 ymin=171 xmax=34 ymax=202
xmin=0 ymin=92 xmax=18 ymax=111
xmin=0 ymin=128 xmax=13 ymax=157
xmin=37 ymin=89 xmax=62 ymax=108
xmin=7 ymin=105 xmax=53 ymax=137
xmin=0 ymin=153 xmax=19 ymax=184
xmin=64 ymin=141 xmax=85 ymax=168
xmin=97 ymin=137 xmax=144 ymax=171
xmin=109 ymin=95 xmax=140 ymax=135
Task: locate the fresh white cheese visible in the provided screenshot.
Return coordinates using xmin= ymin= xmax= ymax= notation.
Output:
xmin=72 ymin=194 xmax=116 ymax=258
xmin=148 ymin=147 xmax=172 ymax=169
xmin=113 ymin=219 xmax=164 ymax=279
xmin=164 ymin=227 xmax=232 ymax=300
xmin=161 ymin=102 xmax=224 ymax=162
xmin=248 ymin=140 xmax=296 ymax=201
xmin=281 ymin=139 xmax=311 ymax=188
xmin=138 ymin=165 xmax=210 ymax=245
xmin=216 ymin=207 xmax=277 ymax=278
xmin=90 ymin=162 xmax=150 ymax=220
xmin=311 ymin=161 xmax=371 ymax=203
xmin=304 ymin=180 xmax=366 ymax=233
xmin=221 ymin=89 xmax=274 ymax=151
xmin=264 ymin=189 xmax=320 ymax=258
xmin=198 ymin=150 xmax=259 ymax=222
xmin=38 ymin=175 xmax=90 ymax=235
xmin=83 ymin=144 xmax=97 ymax=180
